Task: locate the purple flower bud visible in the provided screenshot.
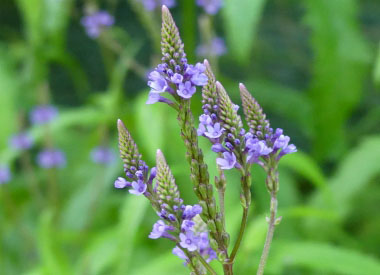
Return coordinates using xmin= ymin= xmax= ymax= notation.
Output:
xmin=225 ymin=142 xmax=234 ymax=150
xmin=0 ymin=165 xmax=11 ymax=184
xmin=173 ymin=246 xmax=188 ymax=260
xmin=227 ymin=133 xmax=234 ymax=140
xmin=114 ymin=177 xmax=131 ymax=189
xmin=149 ymin=220 xmax=174 ymax=239
xmin=235 ymin=139 xmax=241 ymax=145
xmin=168 ymin=214 xmax=176 ymax=221
xmin=199 ymin=114 xmax=212 ymax=125
xmin=9 ymin=133 xmax=33 ymax=150
xmin=181 ymin=220 xmax=195 ymax=231
xmin=210 ymin=113 xmax=217 ymax=121
xmin=273 ymin=135 xmax=290 ymax=150
xmin=240 ymin=128 xmax=246 ymax=136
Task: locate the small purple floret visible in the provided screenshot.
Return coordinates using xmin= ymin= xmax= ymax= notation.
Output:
xmin=0 ymin=165 xmax=11 ymax=184
xmin=81 ymin=11 xmax=114 ymax=38
xmin=129 ymin=179 xmax=147 ymax=196
xmin=37 ymin=149 xmax=66 ymax=169
xmin=30 ymin=105 xmax=58 ymax=125
xmin=216 ymin=151 xmax=237 ymax=170
xmin=9 ymin=133 xmax=33 ymax=150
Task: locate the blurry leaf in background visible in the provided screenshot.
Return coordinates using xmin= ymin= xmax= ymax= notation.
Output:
xmin=304 ymin=0 xmax=372 ymax=161
xmin=268 ymin=241 xmax=380 ymax=275
xmin=0 ymin=47 xmax=18 ymax=149
xmin=374 ymin=42 xmax=380 ymax=87
xmin=223 ymin=0 xmax=267 ymax=65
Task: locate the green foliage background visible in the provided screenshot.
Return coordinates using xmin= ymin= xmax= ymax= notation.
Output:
xmin=0 ymin=0 xmax=379 ymax=274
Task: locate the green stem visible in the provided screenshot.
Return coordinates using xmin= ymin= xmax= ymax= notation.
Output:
xmin=229 ymin=172 xmax=251 ymax=262
xmin=181 ymin=248 xmax=201 ymax=275
xmin=257 ymin=192 xmax=278 ymax=275
xmin=229 ymin=206 xmax=249 ymax=261
xmin=195 ymin=251 xmax=217 ymax=275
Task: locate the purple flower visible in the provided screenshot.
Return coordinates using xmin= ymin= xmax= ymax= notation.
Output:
xmin=196 ymin=0 xmax=223 ymax=15
xmin=90 ymin=146 xmax=115 ymax=164
xmin=148 ymin=71 xmax=168 ymax=93
xmin=199 ymin=114 xmax=212 ymax=125
xmin=204 ymin=123 xmax=224 ymax=139
xmin=0 ymin=165 xmax=11 ymax=184
xmin=179 ymin=231 xmax=198 ymax=252
xmin=182 ymin=204 xmax=202 ymax=220
xmin=114 ymin=177 xmax=131 ymax=189
xmin=37 ymin=149 xmax=66 ymax=169
xmin=141 ymin=0 xmax=176 ymax=11
xmin=81 ymin=11 xmax=114 ymax=38
xmin=280 ymin=144 xmax=297 ymax=156
xmin=211 ymin=143 xmax=225 ymax=153
xmin=171 ymin=73 xmax=183 ymax=84
xmin=181 ymin=220 xmax=195 ymax=231
xmin=216 ymin=151 xmax=237 ymax=170
xmin=246 ymin=139 xmax=272 ymax=163
xmin=129 ymin=179 xmax=147 ymax=195
xmin=273 ymin=135 xmax=290 ymax=150
xmin=173 ymin=246 xmax=188 ymax=260
xmin=197 ymin=124 xmax=206 ymax=136
xmin=149 ymin=220 xmax=173 ymax=239
xmin=197 ymin=37 xmax=227 ymax=57
xmin=30 ymin=105 xmax=58 ymax=125
xmin=9 ymin=133 xmax=33 ymax=150
xmin=177 ymin=81 xmax=196 ymax=99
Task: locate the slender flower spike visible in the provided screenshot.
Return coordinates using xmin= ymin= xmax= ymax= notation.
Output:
xmin=216 ymin=81 xmax=243 ymax=136
xmin=9 ymin=133 xmax=33 ymax=150
xmin=0 ymin=165 xmax=11 ymax=184
xmin=117 ymin=119 xmax=143 ymax=173
xmin=155 ymin=149 xmax=181 ymax=210
xmin=81 ymin=11 xmax=114 ymax=38
xmin=239 ymin=83 xmax=270 ymax=139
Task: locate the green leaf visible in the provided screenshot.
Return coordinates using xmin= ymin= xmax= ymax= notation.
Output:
xmin=269 ymin=241 xmax=380 ymax=275
xmin=374 ymin=42 xmax=380 ymax=87
xmin=222 ymin=0 xmax=267 ymax=64
xmin=304 ymin=0 xmax=372 ymax=160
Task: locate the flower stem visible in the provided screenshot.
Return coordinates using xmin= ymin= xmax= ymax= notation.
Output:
xmin=257 ymin=192 xmax=277 ymax=275
xmin=229 ymin=172 xmax=251 ymax=262
xmin=229 ymin=206 xmax=249 ymax=261
xmin=195 ymin=251 xmax=218 ymax=275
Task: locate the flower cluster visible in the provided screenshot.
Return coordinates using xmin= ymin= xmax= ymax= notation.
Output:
xmin=90 ymin=146 xmax=115 ymax=165
xmin=9 ymin=133 xmax=33 ymax=151
xmin=147 ymin=60 xmax=208 ymax=104
xmin=114 ymin=120 xmax=155 ymax=196
xmin=0 ymin=165 xmax=11 ymax=184
xmin=198 ymin=71 xmax=297 ymax=171
xmin=197 ymin=37 xmax=227 ymax=58
xmin=37 ymin=149 xmax=66 ymax=169
xmin=81 ymin=11 xmax=114 ymax=38
xmin=141 ymin=0 xmax=176 ymax=11
xmin=30 ymin=105 xmax=58 ymax=125
xmin=197 ymin=0 xmax=223 ymax=15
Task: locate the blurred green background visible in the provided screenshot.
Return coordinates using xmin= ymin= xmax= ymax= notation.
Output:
xmin=1 ymin=0 xmax=380 ymax=274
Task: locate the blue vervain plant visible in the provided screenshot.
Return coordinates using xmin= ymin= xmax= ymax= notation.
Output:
xmin=115 ymin=6 xmax=296 ymax=275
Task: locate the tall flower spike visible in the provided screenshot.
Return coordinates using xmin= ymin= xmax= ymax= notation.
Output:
xmin=201 ymin=60 xmax=218 ymax=115
xmin=239 ymin=83 xmax=270 ymax=139
xmin=117 ymin=119 xmax=142 ymax=172
xmin=216 ymin=81 xmax=243 ymax=136
xmin=161 ymin=5 xmax=185 ymax=65
xmin=155 ymin=149 xmax=182 ymax=216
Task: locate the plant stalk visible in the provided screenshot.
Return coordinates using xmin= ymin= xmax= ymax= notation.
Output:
xmin=257 ymin=192 xmax=278 ymax=275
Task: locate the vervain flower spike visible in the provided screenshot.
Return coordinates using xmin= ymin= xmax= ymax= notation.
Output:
xmin=115 ymin=5 xmax=296 ymax=275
